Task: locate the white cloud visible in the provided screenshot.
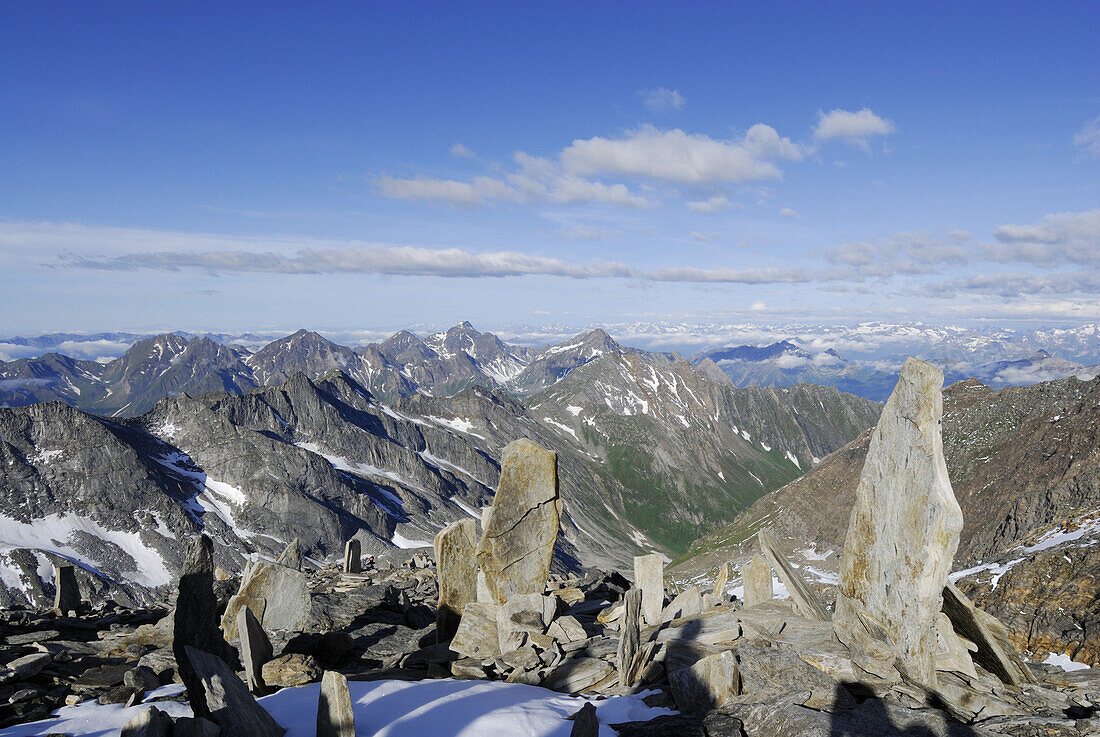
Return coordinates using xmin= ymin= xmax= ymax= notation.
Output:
xmin=687 ymin=195 xmax=741 ymax=212
xmin=778 ymin=207 xmax=799 ymax=219
xmin=991 ymin=209 xmax=1100 ymax=265
xmin=749 ymin=301 xmax=767 ymax=312
xmin=449 ymin=143 xmax=476 ymax=159
xmin=813 ymin=108 xmax=895 ymax=150
xmin=639 ymin=87 xmax=686 ymax=113
xmin=560 ymin=125 xmax=803 ymax=184
xmin=1074 ymin=115 xmax=1100 ymax=157
xmin=690 ymin=231 xmax=717 ymax=242
xmin=824 ymin=230 xmax=972 ymax=276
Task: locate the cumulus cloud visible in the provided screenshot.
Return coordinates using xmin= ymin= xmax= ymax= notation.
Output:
xmin=1074 ymin=115 xmax=1100 ymax=157
xmin=639 ymin=87 xmax=686 ymax=113
xmin=813 ymin=108 xmax=895 ymax=150
xmin=562 ymin=125 xmax=803 ymax=184
xmin=773 ymin=354 xmax=810 ymax=369
xmin=687 ymin=195 xmax=741 ymax=212
xmin=749 ymin=301 xmax=767 ymax=312
xmin=449 ymin=143 xmax=476 ymax=159
xmin=778 ymin=207 xmax=799 ymax=219
xmin=991 ymin=209 xmax=1100 ymax=265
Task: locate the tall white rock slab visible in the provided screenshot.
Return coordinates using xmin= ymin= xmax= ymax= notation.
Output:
xmin=834 ymin=357 xmax=963 ymax=686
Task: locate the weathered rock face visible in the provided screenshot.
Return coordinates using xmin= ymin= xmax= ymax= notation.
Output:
xmin=237 ymin=605 xmax=273 ymax=695
xmin=343 ymin=540 xmax=361 ymax=574
xmin=476 ymin=439 xmax=561 ymax=603
xmin=834 ymin=358 xmax=964 ymax=686
xmin=316 ymin=670 xmax=355 ymax=737
xmin=434 ymin=519 xmax=478 ymax=642
xmin=741 ymin=555 xmax=772 ymax=608
xmin=616 ymin=588 xmax=642 ymax=685
xmin=53 ymin=565 xmax=79 ymax=615
xmin=757 ymin=530 xmax=826 ymax=621
xmin=185 ymin=646 xmax=286 ymax=737
xmin=634 ymin=554 xmax=664 ymax=627
xmin=173 ymin=535 xmax=238 ymax=719
xmin=221 ymin=561 xmax=310 ymax=640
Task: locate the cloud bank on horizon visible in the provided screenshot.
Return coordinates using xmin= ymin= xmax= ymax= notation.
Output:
xmin=0 ymin=3 xmax=1096 ymax=333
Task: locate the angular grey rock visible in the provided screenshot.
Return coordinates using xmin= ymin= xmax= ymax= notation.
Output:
xmin=616 ymin=588 xmax=642 ymax=686
xmin=237 ymin=604 xmax=273 ymax=695
xmin=668 ymin=650 xmax=738 ymax=714
xmin=476 ymin=439 xmax=561 ymax=604
xmin=497 ymin=593 xmax=548 ymax=652
xmin=835 ymin=358 xmax=964 ymax=687
xmin=343 ymin=539 xmax=362 ymax=574
xmin=317 ymin=670 xmax=355 ymax=737
xmin=662 ymin=586 xmax=703 ymax=622
xmin=221 ymin=560 xmax=310 ymax=640
xmin=757 ymin=530 xmax=826 ymax=621
xmin=733 ymin=642 xmax=852 ymax=711
xmin=569 ymin=702 xmax=599 ymax=737
xmin=53 ymin=564 xmax=80 ymax=615
xmin=0 ymin=652 xmax=51 ymax=684
xmin=173 ymin=717 xmax=221 ymax=737
xmin=449 ymin=601 xmax=501 ymax=659
xmin=185 ymin=645 xmax=286 ymax=737
xmin=941 ymin=580 xmax=1036 ymax=686
xmin=434 ymin=518 xmax=478 ymax=642
xmin=546 ymin=615 xmax=586 ymax=643
xmin=120 ymin=705 xmax=173 ymax=737
xmin=634 ymin=553 xmax=664 ymax=627
xmin=174 ymin=535 xmax=238 ymax=719
xmin=275 ymin=538 xmax=302 ymax=570
xmin=262 ymin=652 xmax=322 ymax=688
xmin=742 ymin=554 xmax=773 ymax=608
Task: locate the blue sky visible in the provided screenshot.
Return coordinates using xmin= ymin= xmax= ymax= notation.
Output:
xmin=1 ymin=1 xmax=1098 ymax=337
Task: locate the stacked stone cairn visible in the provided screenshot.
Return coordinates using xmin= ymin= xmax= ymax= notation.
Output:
xmin=1 ymin=369 xmax=1098 ymax=735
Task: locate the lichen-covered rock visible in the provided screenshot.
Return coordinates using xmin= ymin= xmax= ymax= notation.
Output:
xmin=834 ymin=357 xmax=963 ymax=686
xmin=434 ymin=518 xmax=478 ymax=642
xmin=476 ymin=439 xmax=561 ymax=604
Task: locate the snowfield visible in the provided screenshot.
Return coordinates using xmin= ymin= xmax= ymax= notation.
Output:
xmin=0 ymin=680 xmax=675 ymax=737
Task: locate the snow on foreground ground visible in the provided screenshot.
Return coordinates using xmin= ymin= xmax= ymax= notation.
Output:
xmin=0 ymin=679 xmax=676 ymax=737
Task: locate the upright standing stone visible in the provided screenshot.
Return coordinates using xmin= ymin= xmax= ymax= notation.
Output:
xmin=834 ymin=357 xmax=964 ymax=687
xmin=435 ymin=518 xmax=479 ymax=642
xmin=616 ymin=588 xmax=643 ymax=685
xmin=758 ymin=530 xmax=827 ymax=620
xmin=236 ymin=605 xmax=273 ymax=695
xmin=941 ymin=581 xmax=1036 ymax=686
xmin=343 ymin=540 xmax=362 ymax=574
xmin=53 ymin=565 xmax=80 ymax=615
xmin=184 ymin=646 xmax=286 ymax=737
xmin=741 ymin=555 xmax=773 ymax=608
xmin=174 ymin=535 xmax=238 ymax=719
xmin=317 ymin=670 xmax=355 ymax=737
xmin=713 ymin=562 xmax=730 ymax=598
xmin=634 ymin=554 xmax=665 ymax=627
xmin=476 ymin=439 xmax=561 ymax=604
xmin=221 ymin=561 xmax=310 ymax=640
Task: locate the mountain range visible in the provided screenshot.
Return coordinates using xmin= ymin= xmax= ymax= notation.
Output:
xmin=0 ymin=328 xmax=880 ymax=608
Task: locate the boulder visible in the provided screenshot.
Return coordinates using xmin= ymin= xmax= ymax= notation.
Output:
xmin=569 ymin=702 xmax=599 ymax=737
xmin=434 ymin=518 xmax=478 ymax=642
xmin=237 ymin=605 xmax=273 ymax=695
xmin=275 ymin=538 xmax=302 ymax=570
xmin=741 ymin=554 xmax=773 ymax=608
xmin=317 ymin=670 xmax=355 ymax=737
xmin=221 ymin=561 xmax=310 ymax=640
xmin=262 ymin=652 xmax=322 ymax=688
xmin=185 ymin=646 xmax=286 ymax=737
xmin=757 ymin=530 xmax=827 ymax=621
xmin=662 ymin=586 xmax=703 ymax=622
xmin=634 ymin=554 xmax=664 ymax=627
xmin=713 ymin=563 xmax=730 ymax=598
xmin=53 ymin=564 xmax=80 ymax=615
xmin=668 ymin=650 xmax=738 ymax=714
xmin=616 ymin=588 xmax=642 ymax=686
xmin=120 ymin=706 xmax=173 ymax=737
xmin=476 ymin=439 xmax=561 ymax=603
xmin=174 ymin=535 xmax=238 ymax=719
xmin=834 ymin=358 xmax=964 ymax=687
xmin=343 ymin=539 xmax=362 ymax=574
xmin=543 ymin=656 xmax=613 ymax=693
xmin=497 ymin=593 xmax=549 ymax=652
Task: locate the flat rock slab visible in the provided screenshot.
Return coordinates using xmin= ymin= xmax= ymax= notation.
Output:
xmin=450 ymin=602 xmax=501 ymax=659
xmin=186 ymin=646 xmax=286 ymax=737
xmin=434 ymin=518 xmax=478 ymax=642
xmin=317 ymin=670 xmax=355 ymax=737
xmin=668 ymin=650 xmax=738 ymax=714
xmin=741 ymin=555 xmax=772 ymax=608
xmin=543 ymin=656 xmax=614 ymax=693
xmin=476 ymin=439 xmax=561 ymax=604
xmin=835 ymin=357 xmax=964 ymax=687
xmin=757 ymin=530 xmax=827 ymax=621
xmin=942 ymin=581 xmax=1036 ymax=686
